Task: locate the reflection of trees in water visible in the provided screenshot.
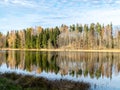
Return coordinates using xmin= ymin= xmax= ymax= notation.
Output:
xmin=56 ymin=52 xmax=120 ymax=79
xmin=7 ymin=51 xmax=16 ymax=69
xmin=3 ymin=51 xmax=60 ymax=74
xmin=0 ymin=51 xmax=6 ymax=65
xmin=0 ymin=51 xmax=120 ymax=79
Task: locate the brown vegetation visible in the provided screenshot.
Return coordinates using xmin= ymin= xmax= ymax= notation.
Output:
xmin=0 ymin=72 xmax=90 ymax=90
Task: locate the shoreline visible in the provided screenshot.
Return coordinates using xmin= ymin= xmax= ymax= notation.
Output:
xmin=1 ymin=48 xmax=120 ymax=52
xmin=0 ymin=72 xmax=90 ymax=90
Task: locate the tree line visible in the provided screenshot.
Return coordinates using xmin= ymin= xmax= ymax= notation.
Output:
xmin=0 ymin=23 xmax=120 ymax=49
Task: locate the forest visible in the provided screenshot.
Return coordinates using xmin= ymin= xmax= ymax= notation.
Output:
xmin=0 ymin=23 xmax=120 ymax=49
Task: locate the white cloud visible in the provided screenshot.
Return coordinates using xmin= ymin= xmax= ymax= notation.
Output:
xmin=11 ymin=0 xmax=32 ymax=6
xmin=1 ymin=0 xmax=120 ymax=34
xmin=80 ymin=9 xmax=120 ymax=25
xmin=0 ymin=13 xmax=44 ymax=33
xmin=115 ymin=0 xmax=120 ymax=4
xmin=0 ymin=0 xmax=36 ymax=7
xmin=4 ymin=0 xmax=8 ymax=2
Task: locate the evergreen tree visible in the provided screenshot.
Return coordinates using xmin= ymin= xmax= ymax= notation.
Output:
xmin=42 ymin=31 xmax=47 ymax=48
xmin=15 ymin=31 xmax=20 ymax=48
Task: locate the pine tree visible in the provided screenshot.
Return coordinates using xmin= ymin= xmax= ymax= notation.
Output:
xmin=42 ymin=31 xmax=47 ymax=48
xmin=15 ymin=31 xmax=20 ymax=48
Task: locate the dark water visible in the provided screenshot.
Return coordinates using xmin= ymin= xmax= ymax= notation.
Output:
xmin=0 ymin=51 xmax=120 ymax=90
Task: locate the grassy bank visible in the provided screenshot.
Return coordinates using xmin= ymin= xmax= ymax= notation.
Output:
xmin=0 ymin=72 xmax=90 ymax=90
xmin=1 ymin=48 xmax=120 ymax=52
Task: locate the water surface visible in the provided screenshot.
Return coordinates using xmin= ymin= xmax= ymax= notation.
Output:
xmin=0 ymin=51 xmax=120 ymax=90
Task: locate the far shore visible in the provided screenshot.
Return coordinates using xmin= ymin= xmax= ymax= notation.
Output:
xmin=1 ymin=48 xmax=120 ymax=52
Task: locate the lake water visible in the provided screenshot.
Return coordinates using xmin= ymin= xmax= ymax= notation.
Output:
xmin=0 ymin=51 xmax=120 ymax=90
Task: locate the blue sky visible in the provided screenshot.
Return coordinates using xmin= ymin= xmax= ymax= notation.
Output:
xmin=1 ymin=0 xmax=120 ymax=34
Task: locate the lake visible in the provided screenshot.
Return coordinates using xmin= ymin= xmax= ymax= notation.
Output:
xmin=0 ymin=50 xmax=120 ymax=90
